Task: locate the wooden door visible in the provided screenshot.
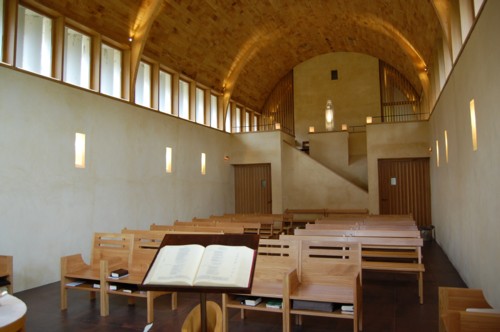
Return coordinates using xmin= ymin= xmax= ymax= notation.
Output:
xmin=378 ymin=158 xmax=431 ymax=227
xmin=234 ymin=164 xmax=272 ymax=214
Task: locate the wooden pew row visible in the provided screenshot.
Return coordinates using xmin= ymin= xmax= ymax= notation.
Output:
xmin=61 ymin=233 xmax=135 ymax=316
xmin=100 ymin=229 xmax=177 ymax=323
xmin=439 ymin=287 xmax=500 ymax=332
xmin=222 ymin=239 xmax=299 ymax=332
xmin=280 ymin=233 xmax=425 ymax=304
xmin=0 ymin=255 xmax=13 ymax=294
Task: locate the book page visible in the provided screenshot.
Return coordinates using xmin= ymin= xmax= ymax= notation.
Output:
xmin=143 ymin=244 xmax=205 ymax=286
xmin=193 ymin=245 xmax=255 ymax=288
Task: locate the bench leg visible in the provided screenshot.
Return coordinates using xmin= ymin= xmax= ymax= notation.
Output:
xmin=60 ymin=283 xmax=68 ymax=310
xmin=171 ymin=292 xmax=177 ymax=310
xmin=146 ymin=293 xmax=154 ymax=323
xmin=419 ymin=271 xmax=424 ymax=304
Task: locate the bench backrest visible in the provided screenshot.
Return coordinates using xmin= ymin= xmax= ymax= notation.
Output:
xmin=295 ymin=228 xmax=421 ymax=238
xmin=121 ymin=229 xmax=166 ymax=274
xmin=253 ymin=239 xmax=299 ymax=282
xmin=91 ymin=232 xmax=134 ymax=268
xmin=150 ymin=224 xmax=240 ymax=234
xmin=280 ymin=234 xmax=423 ymax=248
xmin=298 ymin=239 xmax=361 ymax=284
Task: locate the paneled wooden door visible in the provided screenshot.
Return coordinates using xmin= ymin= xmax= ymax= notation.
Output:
xmin=234 ymin=164 xmax=272 ymax=214
xmin=378 ymin=158 xmax=431 ymax=227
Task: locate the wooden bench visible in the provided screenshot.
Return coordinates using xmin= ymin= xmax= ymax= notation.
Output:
xmin=222 ymin=239 xmax=299 ymax=332
xmin=439 ymin=287 xmax=500 ymax=332
xmin=60 ymin=232 xmax=134 ymax=316
xmin=284 ymin=239 xmax=362 ymax=332
xmin=0 ymin=255 xmax=13 ymax=294
xmin=101 ymin=229 xmax=177 ymax=323
xmin=281 ymin=233 xmax=425 ymax=304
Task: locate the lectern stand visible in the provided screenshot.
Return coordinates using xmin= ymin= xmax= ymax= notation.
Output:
xmin=141 ymin=234 xmax=259 ymax=332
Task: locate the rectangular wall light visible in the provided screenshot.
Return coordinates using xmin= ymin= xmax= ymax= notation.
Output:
xmin=166 ymin=147 xmax=172 ymax=173
xmin=444 ymin=130 xmax=449 ymax=163
xmin=75 ymin=133 xmax=86 ymax=168
xmin=470 ymin=99 xmax=478 ymax=151
xmin=201 ymin=152 xmax=206 ymax=175
xmin=435 ymin=140 xmax=440 ymax=167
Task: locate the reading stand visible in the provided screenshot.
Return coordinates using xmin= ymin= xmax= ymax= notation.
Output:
xmin=141 ymin=234 xmax=259 ymax=332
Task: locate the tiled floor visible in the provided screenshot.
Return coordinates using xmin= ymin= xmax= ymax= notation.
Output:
xmin=14 ymin=240 xmax=466 ymax=331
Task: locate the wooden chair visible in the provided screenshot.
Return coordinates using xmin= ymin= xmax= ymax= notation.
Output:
xmin=60 ymin=232 xmax=134 ymax=316
xmin=284 ymin=239 xmax=362 ymax=332
xmin=0 ymin=255 xmax=13 ymax=294
xmin=439 ymin=287 xmax=500 ymax=332
xmin=101 ymin=229 xmax=177 ymax=323
xmin=181 ymin=301 xmax=223 ymax=332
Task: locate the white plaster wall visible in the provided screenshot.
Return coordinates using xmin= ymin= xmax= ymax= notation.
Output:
xmin=294 ymin=52 xmax=380 ymax=144
xmin=0 ymin=67 xmax=234 ymax=291
xmin=366 ymin=122 xmax=431 ymax=214
xmin=429 ymin=0 xmax=500 ymax=307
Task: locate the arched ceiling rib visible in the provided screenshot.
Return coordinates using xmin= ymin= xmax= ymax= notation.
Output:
xmin=34 ymin=0 xmax=443 ymax=112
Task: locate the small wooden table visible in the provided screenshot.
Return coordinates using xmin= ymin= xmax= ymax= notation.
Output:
xmin=0 ymin=294 xmax=27 ymax=332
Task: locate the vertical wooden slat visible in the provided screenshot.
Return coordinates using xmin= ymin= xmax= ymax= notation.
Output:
xmin=378 ymin=158 xmax=431 ymax=227
xmin=234 ymin=164 xmax=272 ymax=214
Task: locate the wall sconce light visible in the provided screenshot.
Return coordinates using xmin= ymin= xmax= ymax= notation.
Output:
xmin=436 ymin=140 xmax=440 ymax=167
xmin=309 ymin=126 xmax=315 ymax=133
xmin=341 ymin=124 xmax=348 ymax=131
xmin=224 ymin=155 xmax=230 ymax=161
xmin=366 ymin=116 xmax=373 ymax=124
xmin=201 ymin=153 xmax=206 ymax=175
xmin=325 ymin=99 xmax=334 ymax=131
xmin=75 ymin=133 xmax=86 ymax=168
xmin=166 ymin=147 xmax=172 ymax=173
xmin=275 ymin=123 xmax=281 ymax=130
xmin=444 ymin=130 xmax=449 ymax=163
xmin=470 ymin=99 xmax=478 ymax=151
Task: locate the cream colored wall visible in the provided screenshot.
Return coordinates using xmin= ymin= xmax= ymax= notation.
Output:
xmin=366 ymin=122 xmax=431 ymax=214
xmin=229 ymin=131 xmax=295 ymax=213
xmin=429 ymin=0 xmax=500 ymax=308
xmin=294 ymin=52 xmax=380 ymax=144
xmin=0 ymin=67 xmax=234 ymax=292
xmin=309 ymin=131 xmax=368 ymax=189
xmin=282 ymin=141 xmax=368 ymax=209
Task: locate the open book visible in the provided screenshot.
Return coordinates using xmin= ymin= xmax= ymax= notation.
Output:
xmin=143 ymin=244 xmax=255 ymax=288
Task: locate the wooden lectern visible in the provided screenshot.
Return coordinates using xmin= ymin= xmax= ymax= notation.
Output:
xmin=141 ymin=234 xmax=259 ymax=332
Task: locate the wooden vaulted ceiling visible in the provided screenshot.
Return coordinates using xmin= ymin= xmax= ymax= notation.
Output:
xmin=33 ymin=0 xmax=445 ymax=112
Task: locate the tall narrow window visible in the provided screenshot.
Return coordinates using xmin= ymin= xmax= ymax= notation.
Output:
xmin=253 ymin=114 xmax=258 ymax=131
xmin=75 ymin=133 xmax=86 ymax=168
xmin=0 ymin=0 xmax=4 ymax=62
xmin=235 ymin=106 xmax=241 ymax=133
xmin=16 ymin=6 xmax=53 ymax=77
xmin=245 ymin=111 xmax=250 ymax=132
xmin=225 ymin=105 xmax=231 ymax=133
xmin=470 ymin=99 xmax=478 ymax=151
xmin=201 ymin=153 xmax=206 ymax=175
xmin=165 ymin=147 xmax=172 ymax=173
xmin=210 ymin=94 xmax=218 ymax=129
xmin=64 ymin=27 xmax=91 ymax=89
xmin=159 ymin=70 xmax=172 ymax=114
xmin=195 ymin=87 xmax=205 ymax=125
xmin=178 ymin=80 xmax=189 ymax=119
xmin=101 ymin=44 xmax=122 ymax=98
xmin=135 ymin=61 xmax=151 ymax=108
